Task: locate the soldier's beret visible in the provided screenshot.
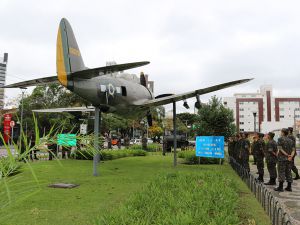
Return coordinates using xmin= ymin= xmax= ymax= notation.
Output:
xmin=288 ymin=127 xmax=293 ymax=132
xmin=268 ymin=132 xmax=275 ymax=139
xmin=258 ymin=133 xmax=264 ymax=138
xmin=281 ymin=128 xmax=289 ymax=135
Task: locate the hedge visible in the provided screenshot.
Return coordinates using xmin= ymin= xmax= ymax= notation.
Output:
xmin=72 ymin=149 xmax=147 ymax=161
xmin=178 ymin=150 xmax=224 ymax=164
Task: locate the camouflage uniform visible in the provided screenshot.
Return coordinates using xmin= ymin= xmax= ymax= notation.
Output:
xmin=228 ymin=138 xmax=234 ymax=157
xmin=277 ymin=136 xmax=293 ymax=183
xmin=233 ymin=138 xmax=240 ymax=161
xmin=288 ymin=134 xmax=299 ymax=178
xmin=265 ymin=140 xmax=278 ymax=180
xmin=240 ymin=137 xmax=250 ymax=172
xmin=251 ymin=139 xmax=257 ymax=165
xmin=253 ymin=137 xmax=265 ymax=180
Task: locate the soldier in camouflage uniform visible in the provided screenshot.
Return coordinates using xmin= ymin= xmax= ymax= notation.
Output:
xmin=288 ymin=127 xmax=300 ymax=180
xmin=233 ymin=134 xmax=241 ymax=162
xmin=228 ymin=136 xmax=234 ymax=158
xmin=264 ymin=132 xmax=278 ymax=185
xmin=253 ymin=132 xmax=265 ymax=182
xmin=239 ymin=132 xmax=250 ymax=172
xmin=251 ymin=135 xmax=257 ymax=167
xmin=274 ymin=128 xmax=295 ymax=192
xmin=251 ymin=135 xmax=257 ymax=165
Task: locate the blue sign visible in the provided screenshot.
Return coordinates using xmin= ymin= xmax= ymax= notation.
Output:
xmin=196 ymin=136 xmax=224 ymax=158
xmin=57 ymin=134 xmax=77 ymax=147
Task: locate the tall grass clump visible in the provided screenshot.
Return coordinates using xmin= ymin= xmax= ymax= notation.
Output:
xmin=99 ymin=171 xmax=239 ymax=225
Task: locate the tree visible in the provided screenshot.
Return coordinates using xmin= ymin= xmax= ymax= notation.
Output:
xmin=148 ymin=121 xmax=163 ymax=138
xmin=193 ymin=96 xmax=236 ymax=140
xmin=17 ymin=84 xmax=89 ymax=134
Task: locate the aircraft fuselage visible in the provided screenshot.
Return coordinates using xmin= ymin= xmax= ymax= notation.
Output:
xmin=72 ymin=75 xmax=153 ymax=118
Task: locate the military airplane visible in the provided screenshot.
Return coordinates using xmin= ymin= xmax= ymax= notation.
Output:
xmin=4 ymin=18 xmax=252 ymax=126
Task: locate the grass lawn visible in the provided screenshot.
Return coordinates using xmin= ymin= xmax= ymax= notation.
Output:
xmin=0 ymin=155 xmax=270 ymax=225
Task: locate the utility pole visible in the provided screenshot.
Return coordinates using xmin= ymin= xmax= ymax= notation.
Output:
xmin=93 ymin=107 xmax=101 ymax=176
xmin=19 ymin=88 xmax=27 ymax=146
xmin=173 ymin=101 xmax=177 ymax=167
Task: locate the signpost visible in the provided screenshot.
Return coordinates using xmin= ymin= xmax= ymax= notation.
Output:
xmin=196 ymin=136 xmax=224 ymax=163
xmin=80 ymin=124 xmax=87 ymax=135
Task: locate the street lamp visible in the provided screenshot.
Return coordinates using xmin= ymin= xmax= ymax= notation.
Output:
xmin=253 ymin=112 xmax=257 ymax=133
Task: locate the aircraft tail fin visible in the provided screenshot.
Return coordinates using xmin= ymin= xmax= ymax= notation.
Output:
xmin=56 ymin=18 xmax=85 ymax=87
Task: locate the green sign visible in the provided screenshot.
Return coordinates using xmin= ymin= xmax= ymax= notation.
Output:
xmin=57 ymin=134 xmax=77 ymax=147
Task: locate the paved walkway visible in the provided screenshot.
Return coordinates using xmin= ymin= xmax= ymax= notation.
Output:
xmin=250 ymin=156 xmax=300 ymax=224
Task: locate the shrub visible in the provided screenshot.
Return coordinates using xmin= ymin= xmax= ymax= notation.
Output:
xmin=72 ymin=149 xmax=147 ymax=161
xmin=178 ymin=150 xmax=224 ymax=164
xmin=129 ymin=143 xmax=161 ymax=152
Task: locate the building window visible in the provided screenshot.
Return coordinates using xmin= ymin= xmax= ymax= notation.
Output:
xmin=224 ymin=102 xmax=227 ymax=105
xmin=240 ymin=129 xmax=244 ymax=131
xmin=239 ymin=108 xmax=244 ymax=111
xmin=280 ymin=108 xmax=284 ymax=111
xmin=240 ymin=115 xmax=244 ymax=118
xmin=280 ymin=115 xmax=284 ymax=118
xmin=239 ymin=102 xmax=244 ymax=105
xmin=239 ymin=122 xmax=244 ymax=125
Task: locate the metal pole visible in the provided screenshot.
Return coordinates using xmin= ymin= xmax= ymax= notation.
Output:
xmin=19 ymin=88 xmax=26 ymax=148
xmin=254 ymin=116 xmax=256 ymax=132
xmin=93 ymin=107 xmax=101 ymax=176
xmin=294 ymin=108 xmax=297 ymax=131
xmin=146 ymin=122 xmax=148 ymax=139
xmin=173 ymin=101 xmax=177 ymax=167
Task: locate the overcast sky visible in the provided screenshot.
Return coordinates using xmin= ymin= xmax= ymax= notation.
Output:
xmin=1 ymin=0 xmax=300 ymax=112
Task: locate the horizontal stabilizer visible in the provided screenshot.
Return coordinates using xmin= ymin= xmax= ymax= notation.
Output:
xmin=70 ymin=61 xmax=150 ymax=79
xmin=3 ymin=76 xmax=58 ymax=88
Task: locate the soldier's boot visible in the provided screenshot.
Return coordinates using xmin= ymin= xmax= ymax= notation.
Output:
xmin=264 ymin=178 xmax=276 ymax=185
xmin=259 ymin=174 xmax=264 ymax=183
xmin=274 ymin=182 xmax=284 ymax=192
xmin=285 ymin=182 xmax=292 ymax=192
xmin=256 ymin=174 xmax=264 ymax=182
xmin=294 ymin=174 xmax=300 ymax=180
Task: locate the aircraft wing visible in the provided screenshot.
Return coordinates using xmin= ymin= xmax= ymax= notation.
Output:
xmin=136 ymin=78 xmax=252 ymax=108
xmin=3 ymin=76 xmax=58 ymax=88
xmin=3 ymin=61 xmax=149 ymax=88
xmin=32 ymin=106 xmax=95 ymax=113
xmin=71 ymin=61 xmax=150 ymax=79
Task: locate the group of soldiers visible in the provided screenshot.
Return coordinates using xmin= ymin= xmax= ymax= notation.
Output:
xmin=228 ymin=127 xmax=299 ymax=192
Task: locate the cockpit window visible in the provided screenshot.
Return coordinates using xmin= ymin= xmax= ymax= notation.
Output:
xmin=121 ymin=86 xmax=127 ymax=96
xmin=116 ymin=87 xmax=121 ymax=94
xmin=100 ymin=85 xmax=106 ymax=92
